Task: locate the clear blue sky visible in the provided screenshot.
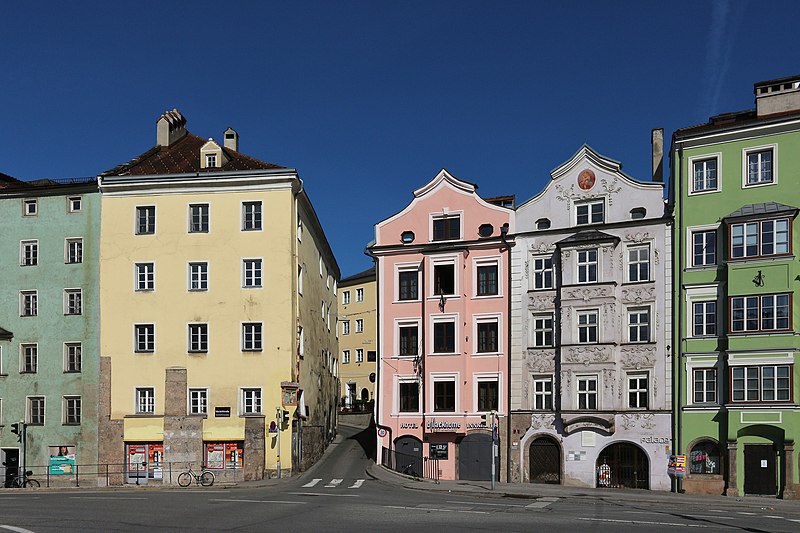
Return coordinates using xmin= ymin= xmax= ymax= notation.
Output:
xmin=2 ymin=1 xmax=798 ymax=277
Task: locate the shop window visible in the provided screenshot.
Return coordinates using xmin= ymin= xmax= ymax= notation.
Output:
xmin=689 ymin=441 xmax=721 ymax=475
xmin=205 ymin=442 xmax=244 ymax=470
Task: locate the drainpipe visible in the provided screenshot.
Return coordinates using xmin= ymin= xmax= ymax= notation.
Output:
xmin=420 ymin=256 xmax=426 ymax=446
xmin=500 ymin=224 xmax=513 ymax=482
xmin=366 ymin=248 xmax=393 ymax=459
xmin=675 ymin=144 xmax=684 ymax=494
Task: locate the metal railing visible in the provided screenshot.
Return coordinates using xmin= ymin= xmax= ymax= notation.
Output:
xmin=380 ymin=447 xmax=439 ymax=483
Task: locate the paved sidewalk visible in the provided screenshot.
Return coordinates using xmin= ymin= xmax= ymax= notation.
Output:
xmin=366 ymin=461 xmax=800 ymax=510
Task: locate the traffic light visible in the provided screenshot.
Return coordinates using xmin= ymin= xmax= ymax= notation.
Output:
xmin=281 ymin=410 xmax=290 ymax=424
xmin=11 ymin=422 xmax=22 ymax=442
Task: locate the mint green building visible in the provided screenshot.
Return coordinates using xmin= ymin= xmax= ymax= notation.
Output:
xmin=671 ymin=76 xmax=800 ymax=499
xmin=0 ymin=174 xmax=100 ymax=486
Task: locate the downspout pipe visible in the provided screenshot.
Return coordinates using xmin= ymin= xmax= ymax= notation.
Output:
xmin=675 ymin=144 xmax=684 ymax=493
xmin=500 ymin=224 xmax=513 ymax=482
xmin=365 ymin=247 xmax=392 ymax=458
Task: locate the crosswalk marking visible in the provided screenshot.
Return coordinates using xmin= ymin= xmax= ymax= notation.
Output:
xmin=302 ymin=479 xmax=322 ymax=488
xmin=349 ymin=479 xmax=364 ymax=489
xmin=324 ymin=478 xmax=343 ymax=488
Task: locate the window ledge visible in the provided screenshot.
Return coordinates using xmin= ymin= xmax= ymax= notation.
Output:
xmin=134 ymin=351 xmax=155 ymax=354
xmin=240 ymin=413 xmax=265 ymax=418
xmin=62 ymin=423 xmax=81 ymax=427
xmin=188 ymin=351 xmax=208 ymax=355
xmin=125 ymin=414 xmax=159 ymax=418
xmin=242 ymin=349 xmax=263 ymax=353
xmin=621 ymin=280 xmax=654 ymax=286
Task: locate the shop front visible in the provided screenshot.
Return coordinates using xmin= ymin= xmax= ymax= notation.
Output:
xmin=125 ymin=442 xmax=164 ymax=484
xmin=204 ymin=441 xmax=244 ymax=482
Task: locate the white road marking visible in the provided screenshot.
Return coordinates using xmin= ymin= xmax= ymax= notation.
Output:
xmin=324 ymin=478 xmax=343 ymax=488
xmin=210 ymin=499 xmax=306 ymax=505
xmin=684 ymin=516 xmax=736 ymax=520
xmin=302 ymin=479 xmax=322 ymax=487
xmin=288 ymin=492 xmax=360 ymax=497
xmin=1 ymin=526 xmax=36 ymax=533
xmin=738 ymin=512 xmax=757 ymax=515
xmin=526 ymin=497 xmax=559 ymax=509
xmin=69 ymin=496 xmax=148 ymax=500
xmin=578 ymin=518 xmax=709 ymax=528
xmin=788 ymin=519 xmax=800 ymax=523
xmin=764 ymin=516 xmax=784 ymax=519
xmin=446 ymin=500 xmax=527 ymax=508
xmin=348 ymin=479 xmax=364 ymax=489
xmin=385 ymin=505 xmax=487 ymax=515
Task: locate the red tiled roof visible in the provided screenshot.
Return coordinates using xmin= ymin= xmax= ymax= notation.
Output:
xmin=101 ymin=132 xmax=285 ymax=177
xmin=0 ymin=171 xmax=22 ymax=188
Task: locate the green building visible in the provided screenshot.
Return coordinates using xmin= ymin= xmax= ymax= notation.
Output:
xmin=0 ymin=174 xmax=100 ymax=487
xmin=671 ymin=75 xmax=800 ymax=499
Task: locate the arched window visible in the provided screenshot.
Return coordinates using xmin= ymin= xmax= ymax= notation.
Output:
xmin=630 ymin=207 xmax=646 ymax=220
xmin=536 ymin=218 xmax=551 ymax=230
xmin=689 ymin=440 xmax=721 ymax=474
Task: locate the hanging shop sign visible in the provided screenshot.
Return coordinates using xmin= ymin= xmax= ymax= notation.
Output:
xmin=429 ymin=443 xmax=448 ymax=460
xmin=281 ymin=382 xmax=299 ymax=406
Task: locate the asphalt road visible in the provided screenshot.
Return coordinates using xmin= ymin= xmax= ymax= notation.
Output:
xmin=2 ymin=425 xmax=800 ymax=532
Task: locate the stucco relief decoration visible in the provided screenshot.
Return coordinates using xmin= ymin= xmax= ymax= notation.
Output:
xmin=564 ymin=286 xmax=609 ymax=301
xmin=605 ymin=302 xmax=616 ymax=329
xmin=530 ymin=413 xmax=556 ymax=430
xmin=525 ymin=350 xmax=555 ymax=372
xmin=578 ymin=169 xmax=596 ymax=190
xmin=599 ymin=178 xmax=622 ymax=205
xmin=621 ymin=287 xmax=656 ymax=304
xmin=620 ymin=413 xmax=655 ymax=430
xmin=654 ymin=248 xmax=660 ymax=265
xmin=560 ymin=305 xmax=572 ymax=328
xmin=620 ymin=346 xmax=656 ymax=369
xmin=564 ymin=345 xmax=610 ymax=366
xmin=601 ymin=245 xmax=614 ymax=269
xmin=624 ymin=231 xmax=651 ymax=243
xmin=560 ymin=371 xmax=571 ymax=394
xmin=529 ymin=295 xmax=555 ymax=311
xmin=521 ymin=377 xmax=530 ymax=403
xmin=602 ymin=368 xmax=615 ymax=397
xmin=529 ymin=242 xmax=553 ymax=254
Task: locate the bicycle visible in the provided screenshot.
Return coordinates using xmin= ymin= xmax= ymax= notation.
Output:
xmin=10 ymin=470 xmax=40 ymax=488
xmin=401 ymin=463 xmax=419 ymax=478
xmin=177 ymin=466 xmax=215 ymax=487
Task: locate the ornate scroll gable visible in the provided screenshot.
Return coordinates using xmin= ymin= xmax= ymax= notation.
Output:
xmin=620 ymin=346 xmax=656 ymax=370
xmin=621 ymin=286 xmax=656 ymax=304
xmin=620 ymin=413 xmax=655 ymax=430
xmin=554 ymin=177 xmax=623 ymax=208
xmin=563 ymin=345 xmax=611 ymax=366
xmin=525 ymin=350 xmax=556 ymax=373
xmin=530 ymin=413 xmax=556 ymax=430
xmin=563 ymin=286 xmax=611 ymax=301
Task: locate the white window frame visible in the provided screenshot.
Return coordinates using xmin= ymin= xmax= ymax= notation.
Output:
xmin=394 ymin=375 xmax=422 ymax=415
xmin=68 ymin=196 xmax=82 ymax=213
xmin=20 ymin=343 xmax=38 ymax=373
xmin=342 ymin=290 xmax=351 ymax=305
xmin=430 ymin=254 xmax=459 ymax=297
xmin=530 ymin=254 xmax=554 ymax=290
xmin=626 ymin=244 xmax=650 ymax=283
xmin=576 ymin=248 xmax=598 ymax=283
xmin=356 ymin=288 xmax=364 ymax=302
xmin=188 ymin=388 xmax=209 ymax=415
xmin=241 ymin=387 xmax=262 ymax=415
xmin=27 ymin=396 xmax=45 ymax=425
xmin=627 ymin=373 xmax=649 ymax=409
xmin=242 ymin=201 xmax=263 ymax=231
xmin=688 ymin=153 xmax=722 ymax=195
xmin=23 ymin=198 xmax=37 ymax=216
xmin=576 ymin=375 xmax=598 ymax=410
xmin=692 ymin=300 xmax=717 ymax=337
xmin=627 ymin=307 xmax=650 ymax=343
xmin=20 ymin=240 xmax=38 ymax=266
xmin=529 ymin=313 xmax=554 ymax=348
xmin=242 ymin=322 xmax=263 ymax=351
xmin=298 ymin=265 xmax=304 ymax=295
xmin=19 ymin=290 xmax=37 ymax=317
xmin=687 ymin=225 xmax=718 ymax=268
xmin=430 ymin=313 xmax=459 ymax=355
xmin=473 ymin=372 xmax=502 ymax=413
xmin=474 ymin=256 xmax=501 ymax=298
xmin=188 ymin=323 xmax=209 ymax=353
xmin=63 ymin=395 xmax=81 ymax=425
xmin=342 ymin=350 xmax=350 ymax=364
xmin=355 ymin=319 xmax=364 ymax=333
xmin=299 ymin=325 xmax=305 ymax=358
xmin=65 ymin=238 xmax=83 ymax=264
xmin=134 ymin=324 xmax=155 ymax=353
xmin=64 ymin=342 xmax=82 ymax=373
xmin=64 ymin=288 xmax=82 ymax=315
xmin=135 ymin=205 xmax=156 ymax=235
xmin=341 ymin=320 xmax=350 ymax=336
xmin=430 ymin=372 xmax=459 ymax=414
xmin=742 ymin=144 xmax=777 ymax=188
xmin=396 ymin=263 xmax=421 ymax=302
xmin=532 ymin=375 xmax=554 ymax=411
xmin=575 ymin=199 xmax=604 ymax=225
xmin=135 ymin=262 xmax=155 ymax=291
xmin=693 ymin=367 xmax=718 ymax=404
xmin=473 ymin=313 xmax=501 ymax=355
xmin=577 ymin=309 xmax=599 ymax=344
xmin=356 ymin=349 xmax=364 ymax=363
xmin=135 ymin=387 xmax=155 ymax=414
xmin=188 ymin=261 xmax=209 ymax=291
xmin=205 ymin=153 xmax=217 ymax=168
xmin=242 ymin=258 xmax=263 ymax=288
xmin=395 ymin=318 xmax=420 ymax=358
xmin=188 ymin=203 xmax=210 ymax=233
xmin=430 ymin=212 xmax=463 ymax=242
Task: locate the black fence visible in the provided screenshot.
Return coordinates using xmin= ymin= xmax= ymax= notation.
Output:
xmin=340 ymin=400 xmax=374 ymax=414
xmin=381 ymin=447 xmax=439 ymax=483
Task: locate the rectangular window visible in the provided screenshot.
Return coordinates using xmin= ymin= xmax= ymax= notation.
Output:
xmin=188 ymin=323 xmax=209 ymax=353
xmin=64 ymin=396 xmax=81 ymax=425
xmin=745 ymin=148 xmax=773 ymax=185
xmin=577 ymin=249 xmax=598 ymax=283
xmin=477 ymin=264 xmax=499 ymax=296
xmin=692 ymin=301 xmax=717 ymax=337
xmin=66 ymin=238 xmax=83 ymax=264
xmin=398 ymin=270 xmax=419 ymax=300
xmin=28 ymin=396 xmax=45 ymax=425
xmin=367 ymin=350 xmax=376 ymax=362
xmin=189 ymin=388 xmax=208 ymax=415
xmin=342 ymin=350 xmax=350 ymax=364
xmin=399 ymin=382 xmax=420 ymax=412
xmin=206 ymin=153 xmax=217 ymax=167
xmin=692 ymin=230 xmax=717 ymax=266
xmin=576 ymin=200 xmax=604 ymax=225
xmin=23 ymin=199 xmax=37 ymax=216
xmin=136 ymin=388 xmax=155 ymax=414
xmin=65 ymin=343 xmax=82 ymax=373
xmin=533 ymin=376 xmax=553 ymax=410
xmin=21 ymin=344 xmax=37 ymax=373
xmin=628 ymin=374 xmax=648 ymax=409
xmin=730 ymin=293 xmax=790 ymax=333
xmin=135 ymin=324 xmax=155 ymax=353
xmin=477 ymin=379 xmax=499 ymax=412
xmin=532 ymin=256 xmax=554 ymax=290
xmin=731 ymin=365 xmax=791 ymax=402
xmin=577 ymin=376 xmax=597 ymax=410
xmin=342 ymin=290 xmax=351 ymax=304
xmin=189 ymin=262 xmax=208 ymax=291
xmin=355 ymin=319 xmax=364 ymax=333
xmin=433 ymin=215 xmax=460 ymax=241
xmin=189 ymin=203 xmax=209 ymax=233
xmin=20 ymin=290 xmax=37 ymax=317
xmin=433 ymin=263 xmax=455 ymax=295
xmin=356 ymin=349 xmax=364 ymax=363
xmin=242 ymin=323 xmax=263 ymax=351
xmin=627 ymin=246 xmax=649 ymax=282
xmin=68 ymin=196 xmax=82 ymax=213
xmin=64 ymin=289 xmax=82 ymax=315
xmin=693 ymin=368 xmax=717 ymax=403
xmin=356 ymin=288 xmax=364 ymax=302
xmin=531 ymin=314 xmax=554 ymax=348
xmin=433 ymin=380 xmax=456 ymax=412
xmin=692 ymin=158 xmax=718 ymax=192
xmin=135 ymin=263 xmax=155 ymax=291
xmin=399 ymin=324 xmax=419 ymax=356
xmin=730 ymin=218 xmax=790 ymax=259
xmin=627 ymin=308 xmax=650 ymax=343
xmin=341 ymin=321 xmax=350 ymax=335
xmin=242 ymin=388 xmax=262 ymax=414
xmin=136 ymin=206 xmax=156 ymax=235
xmin=242 ymin=202 xmax=262 ymax=231
xmin=578 ymin=310 xmax=598 ymax=343
xmin=243 ymin=259 xmax=262 ymax=288
xmin=21 ymin=240 xmax=38 ymax=266
xmin=476 ymin=320 xmax=499 ymax=353
xmin=433 ymin=320 xmax=456 ymax=354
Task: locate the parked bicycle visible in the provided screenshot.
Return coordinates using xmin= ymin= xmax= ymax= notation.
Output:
xmin=401 ymin=463 xmax=419 ymax=478
xmin=177 ymin=465 xmax=215 ymax=487
xmin=9 ymin=470 xmax=40 ymax=488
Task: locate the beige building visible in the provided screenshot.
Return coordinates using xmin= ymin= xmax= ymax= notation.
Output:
xmin=338 ymin=267 xmax=376 ymax=409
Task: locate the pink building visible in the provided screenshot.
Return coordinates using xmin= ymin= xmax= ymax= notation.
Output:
xmin=369 ymin=170 xmax=513 ymax=481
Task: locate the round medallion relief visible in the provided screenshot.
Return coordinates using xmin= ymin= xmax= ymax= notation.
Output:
xmin=578 ymin=169 xmax=596 ymax=190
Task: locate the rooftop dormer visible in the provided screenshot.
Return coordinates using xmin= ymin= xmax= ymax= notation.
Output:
xmin=200 ymin=138 xmax=229 ymax=169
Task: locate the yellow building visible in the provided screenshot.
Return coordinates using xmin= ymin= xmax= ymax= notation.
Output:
xmin=338 ymin=267 xmax=377 ymax=410
xmin=97 ymin=110 xmax=339 ymax=482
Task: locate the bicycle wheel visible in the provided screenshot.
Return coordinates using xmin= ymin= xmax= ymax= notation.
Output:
xmin=177 ymin=472 xmax=193 ymax=487
xmin=200 ymin=471 xmax=215 ymax=487
xmin=24 ymin=479 xmax=40 ymax=488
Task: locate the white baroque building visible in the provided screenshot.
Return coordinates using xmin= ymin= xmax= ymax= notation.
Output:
xmin=508 ymin=144 xmax=672 ymax=490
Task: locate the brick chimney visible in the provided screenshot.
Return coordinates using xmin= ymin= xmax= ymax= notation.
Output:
xmin=651 ymin=128 xmax=663 ymax=183
xmin=156 ymin=109 xmax=187 ymax=147
xmin=755 ymin=75 xmax=800 ymax=117
xmin=223 ymin=127 xmax=239 ymax=152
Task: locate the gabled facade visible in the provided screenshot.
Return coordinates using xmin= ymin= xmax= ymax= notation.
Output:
xmin=0 ymin=176 xmax=100 ymax=486
xmin=97 ymin=110 xmax=339 ymax=482
xmin=370 ymin=169 xmax=513 ymax=481
xmin=338 ymin=266 xmax=377 ymax=409
xmin=671 ymin=76 xmax=800 ymax=498
xmin=510 ymin=144 xmax=672 ymax=490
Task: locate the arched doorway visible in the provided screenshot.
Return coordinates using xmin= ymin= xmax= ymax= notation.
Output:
xmin=394 ymin=436 xmax=423 ymax=477
xmin=459 ymin=432 xmax=499 ymax=481
xmin=360 ymin=388 xmax=369 ymax=401
xmin=596 ymin=442 xmax=649 ymax=489
xmin=529 ymin=436 xmax=561 ymax=484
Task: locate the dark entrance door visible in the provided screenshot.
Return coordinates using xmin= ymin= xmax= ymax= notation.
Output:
xmin=597 ymin=443 xmax=649 ymax=489
xmin=394 ymin=436 xmax=423 ymax=477
xmin=529 ymin=437 xmax=561 ymax=484
xmin=744 ymin=444 xmax=776 ymax=496
xmin=459 ymin=433 xmax=499 ymax=481
xmin=2 ymin=449 xmax=20 ymax=488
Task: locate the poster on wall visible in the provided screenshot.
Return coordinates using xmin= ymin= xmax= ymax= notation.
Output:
xmin=206 ymin=443 xmax=225 ymax=469
xmin=225 ymin=443 xmax=243 ymax=469
xmin=48 ymin=446 xmax=76 ymax=475
xmin=149 ymin=443 xmax=164 ymax=479
xmin=128 ymin=444 xmax=147 ymax=473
